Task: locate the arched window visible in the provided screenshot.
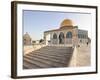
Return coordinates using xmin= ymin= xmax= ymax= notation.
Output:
xmin=83 ymin=35 xmax=85 ymax=38
xmin=66 ymin=32 xmax=72 ymax=38
xmin=85 ymin=35 xmax=87 ymax=39
xmin=53 ymin=33 xmax=57 ymax=39
xmin=83 ymin=34 xmax=87 ymax=38
xmin=79 ymin=34 xmax=82 ymax=38
xmin=82 ymin=34 xmax=84 ymax=38
xmin=59 ymin=32 xmax=64 ymax=39
xmin=78 ymin=34 xmax=80 ymax=38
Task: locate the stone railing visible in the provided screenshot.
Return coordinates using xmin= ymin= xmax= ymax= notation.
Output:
xmin=69 ymin=46 xmax=77 ymax=67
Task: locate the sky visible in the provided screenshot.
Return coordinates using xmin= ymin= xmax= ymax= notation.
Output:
xmin=23 ymin=10 xmax=92 ymax=40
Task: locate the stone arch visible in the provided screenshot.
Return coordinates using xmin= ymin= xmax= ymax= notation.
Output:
xmin=66 ymin=31 xmax=72 ymax=38
xmin=53 ymin=33 xmax=57 ymax=39
xmin=66 ymin=31 xmax=72 ymax=44
xmin=52 ymin=33 xmax=58 ymax=44
xmin=59 ymin=32 xmax=64 ymax=44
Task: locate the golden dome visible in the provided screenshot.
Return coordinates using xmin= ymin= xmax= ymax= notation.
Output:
xmin=60 ymin=19 xmax=73 ymax=28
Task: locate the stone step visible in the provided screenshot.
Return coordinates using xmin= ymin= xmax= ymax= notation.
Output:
xmin=27 ymin=52 xmax=71 ymax=62
xmin=24 ymin=57 xmax=54 ymax=68
xmin=25 ymin=54 xmax=67 ymax=65
xmin=23 ymin=60 xmax=41 ymax=69
xmin=30 ymin=48 xmax=73 ymax=55
xmin=34 ymin=47 xmax=72 ymax=52
xmin=34 ymin=47 xmax=70 ymax=51
xmin=24 ymin=55 xmax=66 ymax=67
xmin=28 ymin=50 xmax=72 ymax=59
xmin=23 ymin=46 xmax=73 ymax=69
xmin=32 ymin=50 xmax=71 ymax=55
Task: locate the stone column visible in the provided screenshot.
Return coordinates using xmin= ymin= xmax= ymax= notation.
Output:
xmin=44 ymin=32 xmax=46 ymax=45
xmin=64 ymin=32 xmax=66 ymax=46
xmin=72 ymin=27 xmax=78 ymax=47
xmin=57 ymin=33 xmax=59 ymax=45
xmin=50 ymin=33 xmax=52 ymax=45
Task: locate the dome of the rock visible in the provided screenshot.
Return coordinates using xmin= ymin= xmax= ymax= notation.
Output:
xmin=60 ymin=19 xmax=74 ymax=29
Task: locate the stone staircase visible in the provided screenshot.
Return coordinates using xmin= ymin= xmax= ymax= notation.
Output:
xmin=23 ymin=46 xmax=73 ymax=69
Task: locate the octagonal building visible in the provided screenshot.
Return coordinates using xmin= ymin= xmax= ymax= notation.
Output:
xmin=44 ymin=19 xmax=88 ymax=46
